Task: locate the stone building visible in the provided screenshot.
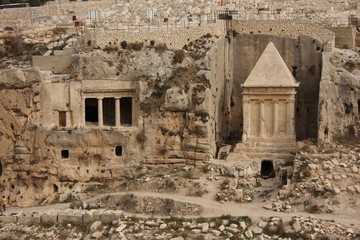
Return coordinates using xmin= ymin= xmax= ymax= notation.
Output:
xmin=241 ymin=42 xmax=299 ymax=154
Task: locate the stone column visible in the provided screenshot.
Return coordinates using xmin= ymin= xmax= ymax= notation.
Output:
xmin=115 ymin=97 xmax=121 ymax=127
xmin=286 ymin=99 xmax=295 ymax=136
xmin=289 ymin=98 xmax=295 ymax=135
xmin=273 ymin=101 xmax=278 ymax=137
xmin=242 ymin=99 xmax=251 ymax=142
xmin=66 ymin=111 xmax=71 ymax=128
xmin=98 ymin=98 xmax=103 ymax=127
xmin=82 ymin=99 xmax=86 ymax=126
xmin=259 ymin=100 xmax=265 ymax=137
xmin=131 ymin=97 xmax=137 ymax=126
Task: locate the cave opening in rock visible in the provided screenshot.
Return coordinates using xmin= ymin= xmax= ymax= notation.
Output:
xmin=85 ymin=98 xmax=98 ymax=124
xmin=120 ymin=97 xmax=132 ymax=125
xmin=261 ymin=160 xmax=275 ymax=179
xmin=53 ymin=184 xmax=58 ymax=193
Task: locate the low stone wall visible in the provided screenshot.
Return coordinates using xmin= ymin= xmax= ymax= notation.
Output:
xmin=86 ymin=22 xmax=224 ymax=50
xmin=0 ymin=209 xmax=123 ymax=225
xmin=327 ymin=26 xmax=357 ymax=49
xmin=232 ymin=19 xmax=335 ymax=52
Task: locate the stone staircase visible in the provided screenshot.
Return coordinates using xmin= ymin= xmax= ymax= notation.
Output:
xmin=227 ymin=142 xmax=298 ymax=160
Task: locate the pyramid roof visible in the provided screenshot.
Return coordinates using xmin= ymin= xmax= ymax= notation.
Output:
xmin=243 ymin=42 xmax=299 ymax=88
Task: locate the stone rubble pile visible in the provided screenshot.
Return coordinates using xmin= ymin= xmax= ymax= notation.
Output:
xmin=0 ymin=213 xmax=356 ymax=240
xmin=266 ymin=141 xmax=360 ymax=213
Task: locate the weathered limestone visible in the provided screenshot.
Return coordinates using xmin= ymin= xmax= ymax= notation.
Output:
xmin=241 ymin=42 xmax=299 ymax=154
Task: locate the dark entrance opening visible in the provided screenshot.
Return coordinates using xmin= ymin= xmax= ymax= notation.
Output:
xmin=115 ymin=146 xmax=122 ymax=156
xmin=291 ymin=66 xmax=297 ymax=77
xmin=261 ymin=160 xmax=275 ymax=179
xmin=85 ymin=98 xmax=98 ymax=124
xmin=103 ymin=98 xmax=115 ymax=126
xmin=59 ymin=111 xmax=66 ymax=127
xmin=61 ymin=150 xmax=69 ymax=159
xmin=53 ymin=184 xmax=59 ymax=193
xmin=120 ymin=97 xmax=132 ymax=125
xmin=279 ymin=169 xmax=288 ymax=186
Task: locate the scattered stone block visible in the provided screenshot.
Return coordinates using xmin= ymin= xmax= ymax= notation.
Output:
xmin=90 ymin=221 xmax=102 ymax=232
xmin=292 ymin=220 xmax=302 ymax=232
xmin=41 ymin=212 xmax=57 ymax=224
xmin=0 ymin=215 xmax=17 ymax=223
xmin=83 ymin=212 xmax=94 ymax=223
xmin=91 ymin=231 xmax=103 ymax=238
xmin=18 ymin=214 xmax=40 ymax=225
xmin=249 ymin=225 xmax=263 ymax=234
xmin=225 ymin=227 xmax=239 ymax=233
xmin=211 ymin=229 xmax=221 ymax=236
xmin=170 ymin=237 xmax=184 ymax=240
xmin=201 ymin=222 xmax=209 ymax=232
xmin=57 ymin=211 xmax=68 ymax=224
xmin=66 ymin=211 xmax=83 ymax=225
xmin=100 ymin=211 xmax=118 ymax=224
xmin=115 ymin=224 xmax=127 ymax=233
xmin=354 ymin=185 xmax=360 ymax=194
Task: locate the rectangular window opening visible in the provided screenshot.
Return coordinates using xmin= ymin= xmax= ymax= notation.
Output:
xmin=85 ymin=98 xmax=98 ymax=125
xmin=61 ymin=150 xmax=69 ymax=159
xmin=115 ymin=146 xmax=122 ymax=156
xmin=103 ymin=98 xmax=115 ymax=126
xmin=59 ymin=111 xmax=66 ymax=127
xmin=120 ymin=97 xmax=132 ymax=126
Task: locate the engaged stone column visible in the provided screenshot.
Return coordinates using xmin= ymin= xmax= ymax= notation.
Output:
xmin=273 ymin=101 xmax=278 ymax=136
xmin=131 ymin=97 xmax=136 ymax=126
xmin=289 ymin=98 xmax=295 ymax=135
xmin=115 ymin=97 xmax=121 ymax=127
xmin=286 ymin=99 xmax=295 ymax=135
xmin=82 ymin=99 xmax=86 ymax=126
xmin=242 ymin=99 xmax=251 ymax=141
xmin=98 ymin=98 xmax=103 ymax=127
xmin=259 ymin=101 xmax=265 ymax=137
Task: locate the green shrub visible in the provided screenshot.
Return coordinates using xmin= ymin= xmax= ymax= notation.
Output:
xmin=172 ymin=49 xmax=185 ymax=64
xmin=53 ymin=26 xmax=67 ymax=35
xmin=120 ymin=40 xmax=127 ymax=49
xmin=128 ymin=42 xmax=144 ymax=51
xmin=202 ymin=33 xmax=212 ymax=38
xmin=154 ymin=43 xmax=168 ymax=53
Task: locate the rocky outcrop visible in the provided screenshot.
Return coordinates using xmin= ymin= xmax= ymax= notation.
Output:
xmin=318 ymin=49 xmax=360 ymax=142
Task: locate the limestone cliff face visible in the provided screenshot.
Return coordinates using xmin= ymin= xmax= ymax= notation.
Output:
xmin=318 ymin=49 xmax=360 ymax=142
xmin=0 ymin=38 xmax=219 ymax=206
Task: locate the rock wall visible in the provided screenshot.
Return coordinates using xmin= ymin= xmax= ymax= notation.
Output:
xmin=318 ymin=49 xmax=360 ymax=142
xmin=86 ymin=22 xmax=224 ymax=50
xmin=226 ymin=33 xmax=323 ymax=142
xmin=0 ymin=39 xmax=222 ymax=206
